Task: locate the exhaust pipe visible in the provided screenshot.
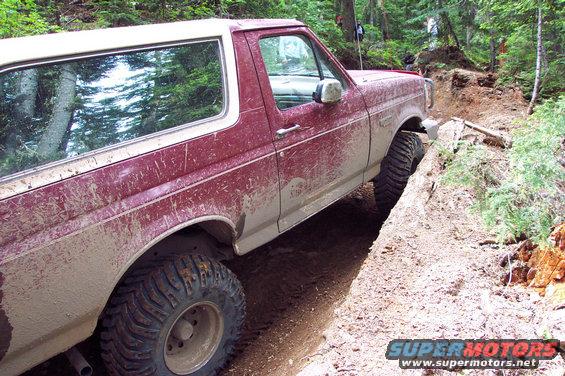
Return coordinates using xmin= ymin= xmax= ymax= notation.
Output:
xmin=64 ymin=346 xmax=93 ymax=376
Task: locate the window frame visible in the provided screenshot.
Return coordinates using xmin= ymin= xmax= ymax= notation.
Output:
xmin=0 ymin=37 xmax=236 ymax=191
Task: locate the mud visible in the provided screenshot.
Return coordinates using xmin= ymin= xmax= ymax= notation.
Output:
xmin=0 ymin=273 xmax=13 ymax=362
xmin=416 ymin=46 xmax=477 ymax=71
xmin=23 ymin=185 xmax=382 ymax=376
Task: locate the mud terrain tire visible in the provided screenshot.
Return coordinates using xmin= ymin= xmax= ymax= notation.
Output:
xmin=373 ymin=132 xmax=424 ymax=215
xmin=101 ymin=254 xmax=245 ymax=376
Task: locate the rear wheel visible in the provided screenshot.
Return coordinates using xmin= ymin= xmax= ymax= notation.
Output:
xmin=373 ymin=132 xmax=424 ymax=216
xmin=101 ymin=254 xmax=245 ymax=376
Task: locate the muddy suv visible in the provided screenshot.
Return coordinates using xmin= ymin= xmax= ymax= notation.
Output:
xmin=0 ymin=19 xmax=436 ymax=376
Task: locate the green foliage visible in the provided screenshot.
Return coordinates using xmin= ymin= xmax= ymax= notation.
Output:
xmin=479 ymin=0 xmax=564 ymax=97
xmin=463 ymin=45 xmax=491 ymax=70
xmin=441 ymin=143 xmax=498 ymax=195
xmin=497 ymin=23 xmax=564 ymax=99
xmin=442 ymin=97 xmax=565 ymax=243
xmin=91 ymin=0 xmax=141 ymax=27
xmin=3 ymin=0 xmax=563 ymax=98
xmin=364 ymin=41 xmax=404 ymax=68
xmin=0 ymin=0 xmax=54 ymax=37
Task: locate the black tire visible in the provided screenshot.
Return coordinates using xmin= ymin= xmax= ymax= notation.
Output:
xmin=373 ymin=132 xmax=424 ymax=215
xmin=101 ymin=254 xmax=245 ymax=376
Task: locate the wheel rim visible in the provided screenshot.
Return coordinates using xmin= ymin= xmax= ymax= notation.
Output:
xmin=164 ymin=301 xmax=224 ymax=375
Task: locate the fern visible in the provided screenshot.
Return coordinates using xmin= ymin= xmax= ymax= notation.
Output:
xmin=442 ymin=96 xmax=565 ymax=244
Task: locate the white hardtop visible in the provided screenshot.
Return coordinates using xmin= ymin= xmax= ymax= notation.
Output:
xmin=0 ymin=18 xmax=304 ymax=69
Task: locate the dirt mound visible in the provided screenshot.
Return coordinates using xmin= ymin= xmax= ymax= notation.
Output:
xmin=416 ymin=46 xmax=476 ymax=71
xmin=430 ymin=68 xmax=528 ymax=130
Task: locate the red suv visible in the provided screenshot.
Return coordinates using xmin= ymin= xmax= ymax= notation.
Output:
xmin=0 ymin=19 xmax=436 ymax=376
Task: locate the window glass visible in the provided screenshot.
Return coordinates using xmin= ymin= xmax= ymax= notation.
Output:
xmin=0 ymin=40 xmax=224 ymax=178
xmin=315 ymin=45 xmax=347 ymax=89
xmin=259 ymin=35 xmax=321 ymax=110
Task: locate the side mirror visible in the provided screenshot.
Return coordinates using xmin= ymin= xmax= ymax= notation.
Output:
xmin=313 ymin=79 xmax=342 ymax=104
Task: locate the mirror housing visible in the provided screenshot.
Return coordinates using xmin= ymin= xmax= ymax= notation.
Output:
xmin=313 ymin=79 xmax=343 ymax=104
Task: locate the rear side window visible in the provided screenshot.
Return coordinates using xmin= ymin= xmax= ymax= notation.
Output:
xmin=0 ymin=40 xmax=224 ymax=178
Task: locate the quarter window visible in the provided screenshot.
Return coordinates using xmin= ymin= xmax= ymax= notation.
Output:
xmin=0 ymin=40 xmax=224 ymax=178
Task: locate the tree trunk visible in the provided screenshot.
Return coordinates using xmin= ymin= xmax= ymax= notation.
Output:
xmin=461 ymin=0 xmax=476 ymax=48
xmin=37 ymin=64 xmax=78 ymax=158
xmin=16 ymin=69 xmax=38 ymax=120
xmin=444 ymin=15 xmax=460 ymax=48
xmin=377 ymin=0 xmax=391 ymax=40
xmin=437 ymin=0 xmax=460 ymax=49
xmin=5 ymin=69 xmax=39 ymax=153
xmin=340 ymin=0 xmax=356 ymax=42
xmin=527 ymin=4 xmax=543 ymax=115
xmin=489 ymin=29 xmax=497 ymax=72
xmin=364 ymin=0 xmax=378 ymax=27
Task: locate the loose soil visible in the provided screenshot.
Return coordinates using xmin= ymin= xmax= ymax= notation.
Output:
xmin=298 ymin=124 xmax=564 ymax=376
xmin=430 ymin=68 xmax=527 ymax=128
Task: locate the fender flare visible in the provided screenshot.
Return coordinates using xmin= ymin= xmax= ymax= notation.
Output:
xmin=96 ymin=215 xmax=238 ymax=320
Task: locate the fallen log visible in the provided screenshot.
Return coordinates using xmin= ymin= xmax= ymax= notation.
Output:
xmin=452 ymin=116 xmax=512 ymax=148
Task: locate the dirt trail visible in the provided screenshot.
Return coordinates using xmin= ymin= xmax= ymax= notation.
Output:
xmin=223 ymin=186 xmax=380 ymax=375
xmin=298 ymin=123 xmax=564 ymax=376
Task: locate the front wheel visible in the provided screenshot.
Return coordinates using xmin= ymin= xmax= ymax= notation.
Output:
xmin=373 ymin=132 xmax=424 ymax=216
xmin=101 ymin=254 xmax=245 ymax=376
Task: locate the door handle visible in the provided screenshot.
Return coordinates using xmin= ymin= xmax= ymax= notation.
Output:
xmin=275 ymin=124 xmax=301 ymax=139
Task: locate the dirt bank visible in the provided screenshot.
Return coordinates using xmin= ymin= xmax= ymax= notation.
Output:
xmin=430 ymin=68 xmax=528 ymax=129
xmin=297 ymin=123 xmax=564 ymax=376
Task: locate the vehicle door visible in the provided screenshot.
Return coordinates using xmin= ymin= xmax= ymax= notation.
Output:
xmin=245 ymin=28 xmax=370 ymax=232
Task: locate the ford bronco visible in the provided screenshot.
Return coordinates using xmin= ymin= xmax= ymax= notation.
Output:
xmin=0 ymin=19 xmax=437 ymax=376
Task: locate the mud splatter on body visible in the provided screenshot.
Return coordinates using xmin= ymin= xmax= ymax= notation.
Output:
xmin=0 ymin=273 xmax=13 ymax=362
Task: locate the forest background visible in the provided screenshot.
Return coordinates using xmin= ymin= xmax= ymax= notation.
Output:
xmin=1 ymin=0 xmax=563 ymax=100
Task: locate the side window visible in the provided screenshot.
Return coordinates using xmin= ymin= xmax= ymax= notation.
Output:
xmin=259 ymin=35 xmax=321 ymax=110
xmin=0 ymin=40 xmax=224 ymax=178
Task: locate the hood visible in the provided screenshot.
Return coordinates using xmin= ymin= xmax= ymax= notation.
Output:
xmin=346 ymin=69 xmax=427 ymax=119
xmin=347 ymin=70 xmax=422 ymax=85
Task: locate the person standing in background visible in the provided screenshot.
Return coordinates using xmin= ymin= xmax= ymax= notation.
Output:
xmin=354 ymin=22 xmax=365 ymax=42
xmin=336 ymin=15 xmax=343 ymax=28
xmin=426 ymin=16 xmax=438 ymax=50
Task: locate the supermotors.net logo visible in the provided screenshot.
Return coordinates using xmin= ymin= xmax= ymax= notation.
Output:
xmin=385 ymin=339 xmax=562 ymax=369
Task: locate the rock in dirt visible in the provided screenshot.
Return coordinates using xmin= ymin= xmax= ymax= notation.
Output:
xmin=452 ymin=69 xmax=473 ymax=88
xmin=477 ymin=73 xmax=497 ymax=88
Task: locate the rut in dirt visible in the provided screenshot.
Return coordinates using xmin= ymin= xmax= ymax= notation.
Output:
xmin=224 ymin=185 xmax=383 ymax=375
